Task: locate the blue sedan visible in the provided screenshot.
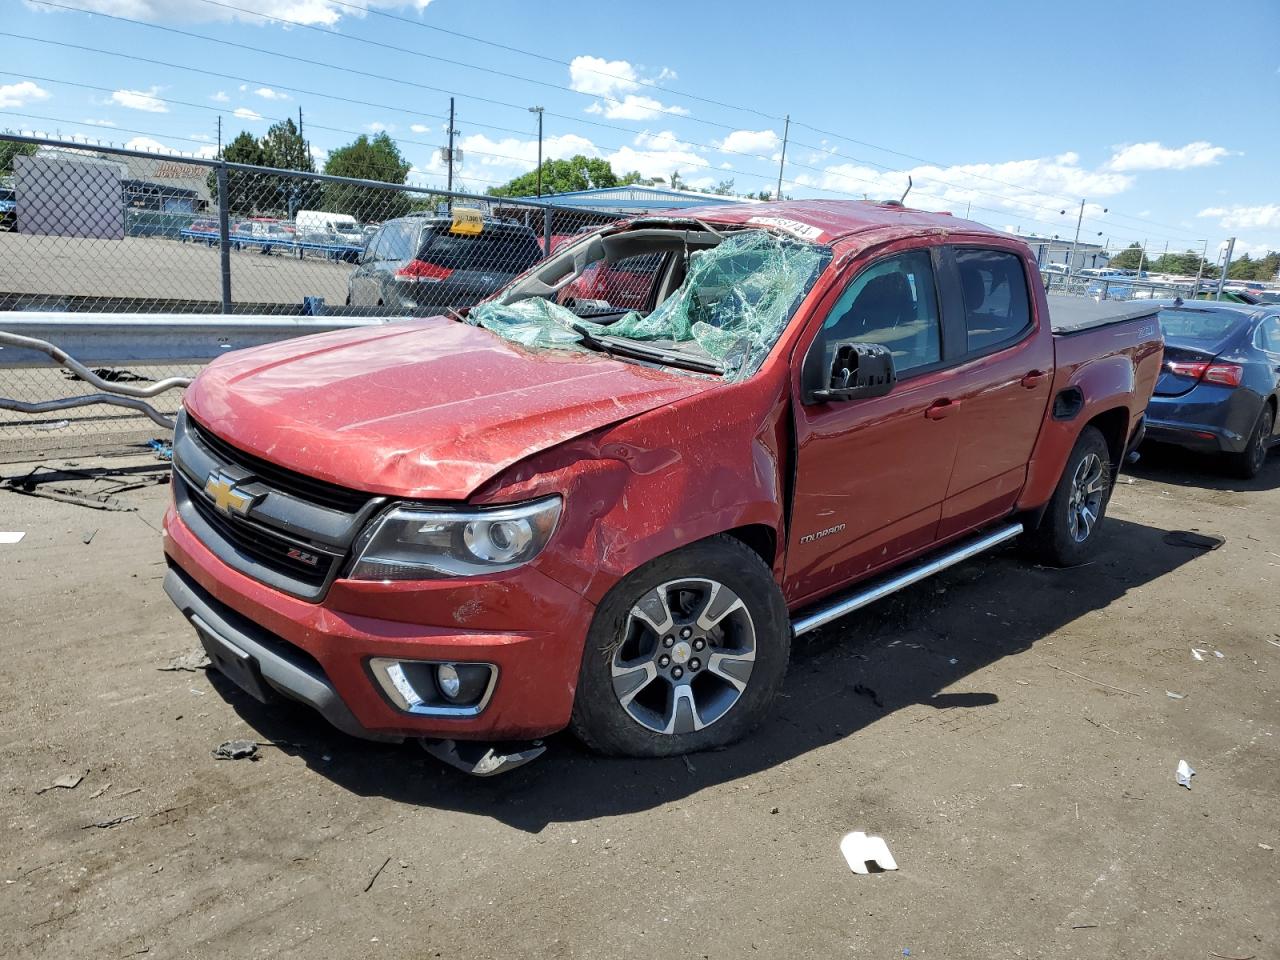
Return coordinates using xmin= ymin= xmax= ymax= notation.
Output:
xmin=1144 ymin=301 xmax=1280 ymax=477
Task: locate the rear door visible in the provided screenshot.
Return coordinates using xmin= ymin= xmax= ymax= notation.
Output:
xmin=935 ymin=245 xmax=1054 ymax=539
xmin=348 ymin=225 xmax=386 ymax=305
xmin=786 ymin=244 xmax=963 ymax=603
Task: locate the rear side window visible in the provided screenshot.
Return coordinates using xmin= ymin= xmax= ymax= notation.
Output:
xmin=956 ymin=249 xmax=1032 ymax=353
xmin=1258 ymin=317 xmax=1280 ymax=352
xmin=379 ymin=222 xmax=417 ymax=261
xmin=418 ymin=226 xmax=542 ymax=273
xmin=364 ymin=226 xmax=387 ymax=262
xmin=820 ymin=250 xmax=942 ymax=375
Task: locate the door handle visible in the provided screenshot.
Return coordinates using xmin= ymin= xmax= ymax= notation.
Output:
xmin=1020 ymin=370 xmax=1047 ymax=389
xmin=925 ymin=399 xmax=959 ymax=420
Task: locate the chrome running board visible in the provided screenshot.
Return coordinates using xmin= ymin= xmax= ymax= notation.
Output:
xmin=791 ymin=522 xmax=1024 ymax=636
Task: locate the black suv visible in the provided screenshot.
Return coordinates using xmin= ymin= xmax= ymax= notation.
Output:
xmin=347 ymin=214 xmax=543 ymax=312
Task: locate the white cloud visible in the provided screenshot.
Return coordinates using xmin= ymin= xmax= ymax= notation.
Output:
xmin=409 ymin=123 xmax=431 ymax=134
xmin=586 ymin=94 xmax=689 ymax=121
xmin=210 ymin=90 xmax=230 ymax=103
xmin=1107 ymin=141 xmax=1230 ymax=171
xmin=0 ymin=80 xmax=51 ymax=109
xmin=110 ymin=86 xmax=167 ymax=113
xmin=31 ymin=0 xmax=431 ymax=28
xmin=789 ymin=152 xmax=1133 ymax=228
xmin=568 ymin=55 xmax=640 ymax=97
xmin=189 ymin=132 xmax=212 ymax=141
xmin=366 ymin=121 xmax=394 ymax=133
xmin=715 ymin=129 xmax=780 ymax=157
xmin=233 ymin=107 xmax=263 ymax=120
xmin=122 ymin=136 xmax=168 ymax=153
xmin=458 ymin=132 xmax=600 ymax=170
xmin=1198 ymin=204 xmax=1280 ymax=231
xmin=83 ymin=118 xmax=116 ymax=127
xmin=253 ymin=87 xmax=290 ymax=101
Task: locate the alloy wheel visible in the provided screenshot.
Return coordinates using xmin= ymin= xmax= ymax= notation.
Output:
xmin=610 ymin=578 xmax=756 ymax=735
xmin=1066 ymin=452 xmax=1107 ymax=543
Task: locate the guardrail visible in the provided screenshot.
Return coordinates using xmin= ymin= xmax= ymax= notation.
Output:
xmin=0 ymin=312 xmax=399 ymax=461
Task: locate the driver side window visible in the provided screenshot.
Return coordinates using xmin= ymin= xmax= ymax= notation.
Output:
xmin=819 ymin=250 xmax=941 ymax=376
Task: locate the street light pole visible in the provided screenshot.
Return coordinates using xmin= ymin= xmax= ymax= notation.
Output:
xmin=1216 ymin=237 xmax=1236 ymax=301
xmin=529 ymin=106 xmax=544 ymax=198
xmin=1068 ymin=199 xmax=1085 ymax=276
xmin=1191 ymin=239 xmax=1208 ymax=299
xmin=775 ymin=115 xmax=790 ymax=201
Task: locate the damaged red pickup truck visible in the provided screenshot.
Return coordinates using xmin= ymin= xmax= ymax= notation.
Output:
xmin=163 ymin=200 xmax=1162 ymax=772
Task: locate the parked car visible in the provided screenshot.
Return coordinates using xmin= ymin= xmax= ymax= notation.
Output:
xmin=162 ymin=200 xmax=1161 ymax=773
xmin=1144 ymin=300 xmax=1280 ymax=477
xmin=0 ymin=185 xmax=16 ymax=230
xmin=347 ymin=214 xmax=543 ymax=312
xmin=295 ymin=209 xmax=362 ymax=245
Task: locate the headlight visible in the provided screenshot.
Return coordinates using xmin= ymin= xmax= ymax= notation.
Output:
xmin=348 ymin=496 xmax=562 ymax=580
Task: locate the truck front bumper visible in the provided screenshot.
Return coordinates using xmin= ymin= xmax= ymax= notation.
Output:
xmin=163 ymin=503 xmax=594 ymax=742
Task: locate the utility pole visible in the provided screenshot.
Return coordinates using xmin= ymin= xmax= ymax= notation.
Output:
xmin=529 ymin=106 xmax=544 ymax=197
xmin=1136 ymin=239 xmax=1147 ymax=278
xmin=1216 ymin=237 xmax=1236 ymax=301
xmin=216 ymin=115 xmax=222 ymax=158
xmin=446 ymin=97 xmax=456 ymax=193
xmin=1191 ymin=239 xmax=1208 ymax=299
xmin=298 ymin=107 xmax=303 ymax=140
xmin=775 ymin=115 xmax=790 ymax=201
xmin=1067 ymin=199 xmax=1085 ymax=276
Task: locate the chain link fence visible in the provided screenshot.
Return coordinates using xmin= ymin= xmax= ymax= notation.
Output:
xmin=1 ymin=134 xmax=624 ymax=460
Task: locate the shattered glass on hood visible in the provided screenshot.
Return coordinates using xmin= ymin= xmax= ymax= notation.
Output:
xmin=468 ymin=230 xmax=827 ymax=381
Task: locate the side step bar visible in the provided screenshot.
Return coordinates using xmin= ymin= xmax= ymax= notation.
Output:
xmin=791 ymin=522 xmax=1024 ymax=637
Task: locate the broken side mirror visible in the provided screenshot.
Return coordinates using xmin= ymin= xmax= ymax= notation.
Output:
xmin=804 ymin=340 xmax=896 ymax=404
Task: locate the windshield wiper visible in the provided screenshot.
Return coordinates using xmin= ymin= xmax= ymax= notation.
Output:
xmin=569 ymin=321 xmax=725 ymax=374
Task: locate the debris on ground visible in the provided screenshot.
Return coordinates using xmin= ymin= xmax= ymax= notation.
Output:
xmin=1176 ymin=760 xmax=1196 ymax=789
xmin=419 ymin=738 xmax=545 ymax=776
xmin=88 ymin=782 xmax=112 ymax=799
xmin=33 ymin=419 xmax=70 ymax=432
xmin=35 ymin=772 xmax=84 ymax=794
xmin=363 ymin=856 xmax=392 ymax=893
xmin=146 ymin=438 xmax=173 ymax=461
xmin=840 ymin=831 xmax=898 ymax=874
xmin=82 ymin=814 xmax=138 ymax=829
xmin=1163 ymin=530 xmax=1225 ymax=550
xmin=0 ymin=531 xmax=25 ymax=544
xmin=1192 ymin=648 xmax=1207 ymax=661
xmin=1259 ymin=843 xmax=1273 ymax=851
xmin=212 ymin=740 xmax=259 ymax=761
xmin=1166 ymin=691 xmax=1186 ymax=699
xmin=159 ymin=650 xmax=210 ymax=673
xmin=82 ymin=529 xmax=97 ymax=545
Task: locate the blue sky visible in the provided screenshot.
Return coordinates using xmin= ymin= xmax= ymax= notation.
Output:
xmin=3 ymin=0 xmax=1278 ymax=260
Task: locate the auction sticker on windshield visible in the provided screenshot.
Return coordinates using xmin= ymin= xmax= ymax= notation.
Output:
xmin=746 ymin=216 xmax=824 ymax=241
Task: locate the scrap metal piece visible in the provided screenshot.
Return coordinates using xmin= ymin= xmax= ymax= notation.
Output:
xmin=35 ymin=772 xmax=84 ymax=794
xmin=841 ymin=831 xmax=899 ymax=874
xmin=419 ymin=738 xmax=545 ymax=777
xmin=212 ymin=739 xmax=259 ymax=761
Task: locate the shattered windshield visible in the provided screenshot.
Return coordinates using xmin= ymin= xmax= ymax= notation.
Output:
xmin=467 ymin=229 xmax=829 ymax=381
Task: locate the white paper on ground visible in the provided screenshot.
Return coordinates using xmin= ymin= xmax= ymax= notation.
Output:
xmin=0 ymin=532 xmax=25 ymax=544
xmin=840 ymin=831 xmax=899 ymax=874
xmin=1175 ymin=759 xmax=1196 ymax=789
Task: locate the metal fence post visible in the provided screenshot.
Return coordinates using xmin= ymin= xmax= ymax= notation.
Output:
xmin=542 ymin=206 xmax=553 ymax=256
xmin=216 ymin=162 xmax=232 ymax=313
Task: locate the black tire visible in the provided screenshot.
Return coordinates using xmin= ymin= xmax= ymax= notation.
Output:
xmin=1225 ymin=402 xmax=1274 ymax=480
xmin=570 ymin=535 xmax=790 ymax=757
xmin=1023 ymin=425 xmax=1114 ymax=567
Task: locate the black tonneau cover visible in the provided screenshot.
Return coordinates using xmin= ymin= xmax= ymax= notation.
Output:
xmin=1048 ymin=295 xmax=1159 ymax=335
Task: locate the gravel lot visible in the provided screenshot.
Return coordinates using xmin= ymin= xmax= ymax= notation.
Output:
xmin=0 ymin=232 xmax=352 ymax=307
xmin=1 ymin=446 xmax=1276 ymax=960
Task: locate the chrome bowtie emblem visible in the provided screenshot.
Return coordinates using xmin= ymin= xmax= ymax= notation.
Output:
xmin=204 ymin=471 xmax=259 ymax=518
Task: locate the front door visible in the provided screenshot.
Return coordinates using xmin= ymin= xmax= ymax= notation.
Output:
xmin=785 ymin=247 xmax=963 ymax=605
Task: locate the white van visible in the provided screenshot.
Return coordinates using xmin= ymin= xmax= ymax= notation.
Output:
xmin=295 ymin=210 xmax=362 ymax=244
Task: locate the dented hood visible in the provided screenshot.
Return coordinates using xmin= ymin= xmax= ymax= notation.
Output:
xmin=184 ymin=316 xmax=710 ymax=500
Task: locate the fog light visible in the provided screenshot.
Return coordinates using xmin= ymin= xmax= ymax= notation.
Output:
xmin=370 ymin=658 xmax=496 ymax=717
xmin=437 ymin=663 xmax=462 ymax=700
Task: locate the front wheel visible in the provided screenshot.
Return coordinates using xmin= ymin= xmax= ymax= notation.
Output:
xmin=1023 ymin=425 xmax=1113 ymax=567
xmin=570 ymin=536 xmax=789 ymax=757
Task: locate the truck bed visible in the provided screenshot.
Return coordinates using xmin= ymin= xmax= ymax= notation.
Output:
xmin=1048 ymin=295 xmax=1160 ymax=335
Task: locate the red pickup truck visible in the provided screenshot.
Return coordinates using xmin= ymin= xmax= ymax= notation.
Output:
xmin=162 ymin=200 xmax=1162 ymax=773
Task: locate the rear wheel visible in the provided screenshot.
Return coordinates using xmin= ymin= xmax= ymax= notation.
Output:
xmin=1225 ymin=402 xmax=1274 ymax=480
xmin=1024 ymin=425 xmax=1113 ymax=567
xmin=570 ymin=536 xmax=789 ymax=757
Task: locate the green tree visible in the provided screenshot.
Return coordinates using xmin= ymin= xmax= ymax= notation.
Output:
xmin=321 ymin=133 xmax=413 ymax=220
xmin=710 ymin=178 xmax=735 ymax=196
xmin=1108 ymin=242 xmax=1146 ymax=271
xmin=0 ymin=139 xmax=37 ymax=175
xmin=487 ymin=155 xmax=625 ymax=197
xmin=210 ymin=131 xmax=268 ymax=216
xmin=1149 ymin=249 xmax=1214 ymax=278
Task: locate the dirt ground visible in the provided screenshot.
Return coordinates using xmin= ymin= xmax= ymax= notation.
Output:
xmin=1 ymin=445 xmax=1276 ymax=960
